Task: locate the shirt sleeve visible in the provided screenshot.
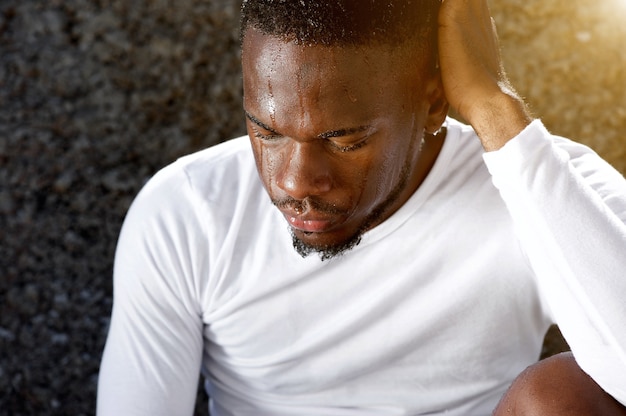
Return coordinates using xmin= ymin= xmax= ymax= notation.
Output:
xmin=482 ymin=120 xmax=626 ymax=405
xmin=97 ymin=163 xmax=208 ymax=416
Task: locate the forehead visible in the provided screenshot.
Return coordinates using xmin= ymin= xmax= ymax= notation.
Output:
xmin=242 ymin=28 xmax=416 ymax=81
xmin=241 ymin=29 xmax=427 ymax=124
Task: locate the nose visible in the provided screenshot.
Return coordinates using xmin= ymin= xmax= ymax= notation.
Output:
xmin=275 ymin=140 xmax=332 ymax=200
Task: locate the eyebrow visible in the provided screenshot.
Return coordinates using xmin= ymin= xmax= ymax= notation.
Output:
xmin=245 ymin=111 xmax=371 ymax=139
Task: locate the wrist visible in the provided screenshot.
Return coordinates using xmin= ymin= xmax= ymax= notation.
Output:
xmin=467 ymin=86 xmax=533 ymax=152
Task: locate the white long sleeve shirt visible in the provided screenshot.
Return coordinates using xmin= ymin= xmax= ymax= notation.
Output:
xmin=97 ymin=118 xmax=626 ymax=415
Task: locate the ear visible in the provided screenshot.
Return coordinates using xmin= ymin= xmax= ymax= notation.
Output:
xmin=424 ymin=71 xmax=449 ymax=134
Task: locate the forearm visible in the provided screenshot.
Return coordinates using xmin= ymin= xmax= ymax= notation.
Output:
xmin=465 ymin=84 xmax=533 ymax=152
xmin=438 ymin=0 xmax=533 ymax=151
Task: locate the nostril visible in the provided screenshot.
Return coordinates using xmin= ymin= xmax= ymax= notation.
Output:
xmin=314 ymin=176 xmax=332 ymax=193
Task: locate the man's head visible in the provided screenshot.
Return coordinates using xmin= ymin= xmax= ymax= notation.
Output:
xmin=241 ymin=0 xmax=448 ymax=260
xmin=241 ymin=0 xmax=440 ymax=48
xmin=241 ymin=0 xmax=441 ymax=81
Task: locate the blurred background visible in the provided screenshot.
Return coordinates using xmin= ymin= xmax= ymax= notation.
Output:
xmin=0 ymin=0 xmax=624 ymax=414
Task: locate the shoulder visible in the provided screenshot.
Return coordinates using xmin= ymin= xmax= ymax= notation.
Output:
xmin=161 ymin=135 xmax=257 ymax=198
xmin=433 ymin=117 xmax=493 ymax=188
xmin=113 ymin=136 xmax=267 ymax=304
xmin=119 ymin=135 xmax=264 ymax=261
xmin=442 ymin=117 xmax=487 ymax=163
xmin=135 ymin=135 xmax=259 ymax=216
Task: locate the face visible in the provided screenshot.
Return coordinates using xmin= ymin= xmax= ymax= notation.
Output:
xmin=242 ymin=29 xmax=446 ymax=259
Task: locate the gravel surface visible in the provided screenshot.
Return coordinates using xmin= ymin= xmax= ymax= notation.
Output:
xmin=0 ymin=0 xmax=622 ymax=415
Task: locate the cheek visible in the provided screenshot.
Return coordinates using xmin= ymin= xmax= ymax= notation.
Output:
xmin=335 ymin=152 xmax=388 ymax=209
xmin=250 ymin=138 xmax=284 ymax=193
xmin=367 ymin=147 xmax=405 ymax=198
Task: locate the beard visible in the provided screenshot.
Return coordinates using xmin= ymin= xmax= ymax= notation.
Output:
xmin=290 ymin=227 xmax=363 ymax=261
xmin=288 ymin=135 xmax=420 ymax=261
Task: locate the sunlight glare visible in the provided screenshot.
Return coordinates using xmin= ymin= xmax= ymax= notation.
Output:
xmin=609 ymin=0 xmax=626 ymax=12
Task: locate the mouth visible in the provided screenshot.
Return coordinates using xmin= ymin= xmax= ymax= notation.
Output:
xmin=284 ymin=214 xmax=335 ymax=233
xmin=274 ymin=198 xmax=348 ymax=234
xmin=273 ymin=198 xmax=366 ymax=259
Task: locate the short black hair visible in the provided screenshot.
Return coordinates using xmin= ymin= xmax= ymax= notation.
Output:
xmin=240 ymin=0 xmax=441 ymax=48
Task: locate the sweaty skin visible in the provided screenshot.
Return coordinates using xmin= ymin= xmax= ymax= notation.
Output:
xmin=438 ymin=0 xmax=532 ymax=150
xmin=242 ymin=0 xmax=531 ymax=259
xmin=242 ymin=28 xmax=448 ymax=255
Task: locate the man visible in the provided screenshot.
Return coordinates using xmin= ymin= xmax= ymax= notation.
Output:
xmin=97 ymin=0 xmax=626 ymax=414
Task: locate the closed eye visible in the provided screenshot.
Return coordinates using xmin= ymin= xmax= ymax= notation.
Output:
xmin=252 ymin=127 xmax=280 ymax=141
xmin=326 ymin=133 xmax=372 ymax=152
xmin=245 ymin=111 xmax=282 ymax=140
xmin=245 ymin=110 xmax=373 ymax=151
xmin=321 ymin=126 xmax=373 ymax=153
xmin=328 ymin=139 xmax=369 ymax=152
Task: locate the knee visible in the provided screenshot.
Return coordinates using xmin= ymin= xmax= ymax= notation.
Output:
xmin=493 ymin=352 xmax=626 ymax=416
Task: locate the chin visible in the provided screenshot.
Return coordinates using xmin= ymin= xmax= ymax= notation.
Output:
xmin=289 ymin=227 xmax=364 ymax=261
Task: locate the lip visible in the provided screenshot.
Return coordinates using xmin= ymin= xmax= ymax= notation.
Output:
xmin=278 ymin=206 xmax=342 ymax=233
xmin=284 ymin=214 xmax=335 ymax=233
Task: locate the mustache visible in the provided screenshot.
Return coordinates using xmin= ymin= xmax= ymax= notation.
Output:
xmin=272 ymin=196 xmax=345 ymax=215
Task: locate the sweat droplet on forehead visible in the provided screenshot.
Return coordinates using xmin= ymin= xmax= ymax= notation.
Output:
xmin=265 ymin=79 xmax=276 ymax=124
xmin=243 ymin=28 xmax=431 ymax=138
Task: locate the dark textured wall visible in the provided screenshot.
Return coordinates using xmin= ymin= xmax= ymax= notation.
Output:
xmin=1 ymin=0 xmax=622 ymax=415
xmin=1 ymin=1 xmax=243 ymax=414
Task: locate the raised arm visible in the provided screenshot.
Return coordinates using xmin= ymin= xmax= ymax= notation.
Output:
xmin=438 ymin=0 xmax=532 ymax=151
xmin=438 ymin=0 xmax=626 ymax=406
